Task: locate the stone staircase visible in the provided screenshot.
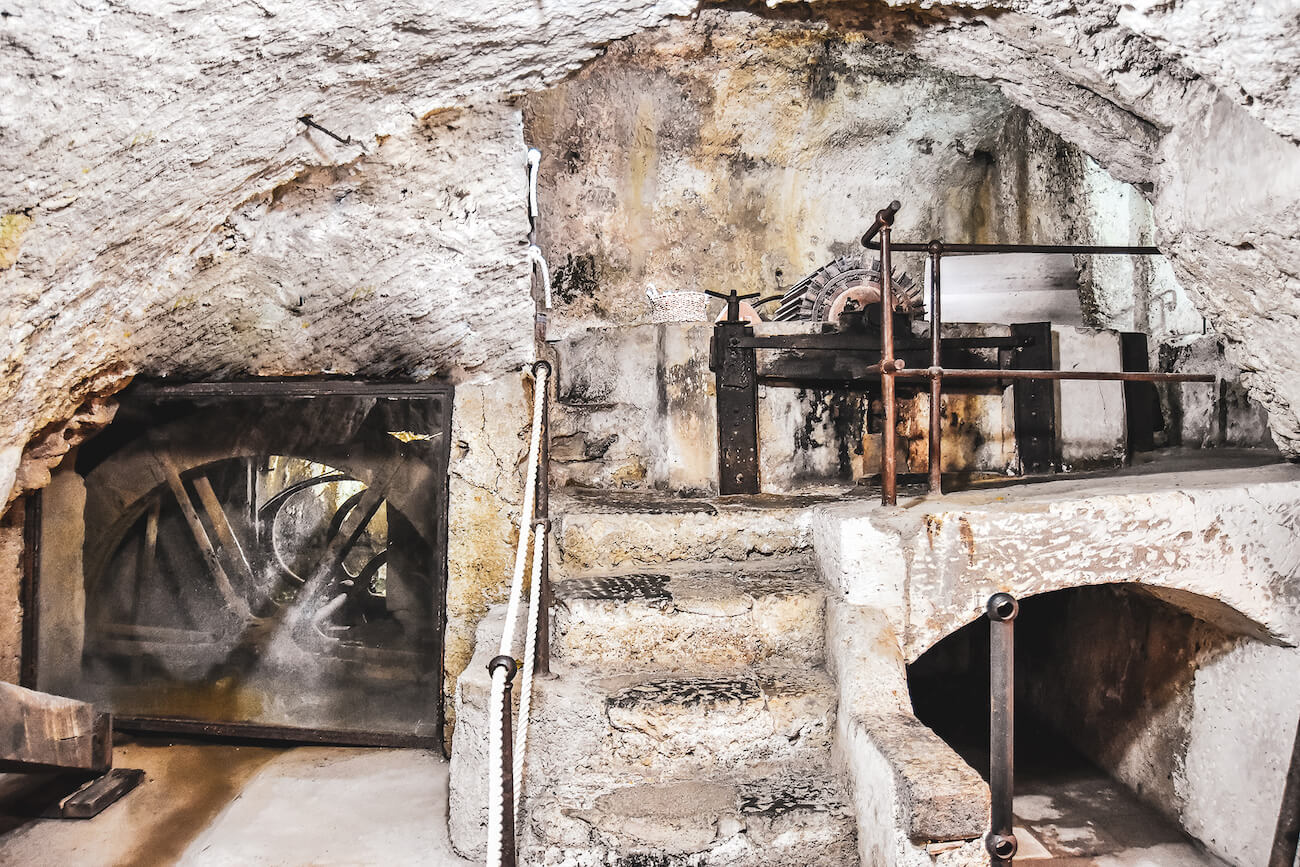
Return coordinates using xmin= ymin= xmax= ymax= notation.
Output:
xmin=515 ymin=492 xmax=859 ymax=866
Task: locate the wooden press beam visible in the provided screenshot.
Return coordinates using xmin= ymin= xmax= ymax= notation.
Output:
xmin=0 ymin=682 xmax=111 ymax=774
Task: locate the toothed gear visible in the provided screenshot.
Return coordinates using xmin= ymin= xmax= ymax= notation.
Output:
xmin=775 ymin=255 xmax=920 ymax=322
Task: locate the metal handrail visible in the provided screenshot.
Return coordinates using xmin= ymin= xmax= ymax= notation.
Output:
xmin=865 ymin=201 xmax=1214 ymax=505
xmin=708 ymin=200 xmax=1218 ymax=504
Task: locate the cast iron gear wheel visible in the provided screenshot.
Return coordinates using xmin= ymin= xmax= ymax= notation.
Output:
xmin=774 ymin=255 xmax=920 ymax=322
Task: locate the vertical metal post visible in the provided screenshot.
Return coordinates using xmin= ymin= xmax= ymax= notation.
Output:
xmin=928 ymin=242 xmax=944 ymax=495
xmin=1269 ymin=712 xmax=1300 ymax=867
xmin=711 ymin=319 xmax=760 ymax=495
xmin=1119 ymin=332 xmax=1156 ymax=459
xmin=880 ymin=219 xmax=897 ymax=506
xmin=987 ymin=593 xmax=1018 ymax=865
xmin=490 ymin=655 xmax=518 ymax=867
xmin=19 ymin=494 xmax=41 ymax=690
xmin=534 ymin=361 xmax=552 ymax=677
xmin=1010 ymin=322 xmax=1057 ymax=475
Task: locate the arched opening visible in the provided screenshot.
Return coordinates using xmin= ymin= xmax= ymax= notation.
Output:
xmin=908 ymin=582 xmax=1275 ymax=863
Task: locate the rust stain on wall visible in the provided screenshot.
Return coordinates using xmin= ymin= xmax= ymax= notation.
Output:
xmin=958 ymin=516 xmax=976 ymax=565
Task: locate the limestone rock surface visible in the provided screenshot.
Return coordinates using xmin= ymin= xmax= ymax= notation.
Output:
xmin=5 ymin=0 xmax=1300 ymax=499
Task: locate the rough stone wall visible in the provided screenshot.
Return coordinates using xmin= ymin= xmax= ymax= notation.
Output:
xmin=524 ymin=13 xmax=1189 ymax=341
xmin=908 ymin=582 xmax=1300 ymax=867
xmin=444 ymin=378 xmax=529 ymax=738
xmin=3 ymin=0 xmax=1300 ymax=745
xmin=525 ymin=15 xmax=1021 ymax=336
xmin=799 ymin=0 xmax=1300 ymax=455
xmin=0 ymin=504 xmax=23 ymax=683
xmin=1 ymin=0 xmax=703 ymax=508
xmin=7 ymin=0 xmax=1300 ymax=487
xmin=1017 ymin=586 xmax=1235 ymax=831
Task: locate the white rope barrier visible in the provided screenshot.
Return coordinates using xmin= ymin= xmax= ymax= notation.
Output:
xmin=514 ymin=520 xmax=547 ymax=813
xmin=485 ymin=363 xmax=549 ymax=867
xmin=528 ymin=245 xmax=552 ymax=310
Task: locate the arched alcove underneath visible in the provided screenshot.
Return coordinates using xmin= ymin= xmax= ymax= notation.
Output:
xmin=907 ymin=582 xmax=1288 ymax=864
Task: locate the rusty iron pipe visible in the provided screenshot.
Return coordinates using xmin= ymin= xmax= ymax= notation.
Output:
xmin=756 ymin=359 xmax=906 ymax=391
xmin=880 ymin=217 xmax=898 ymax=506
xmin=897 ymin=367 xmax=1215 ymax=383
xmin=987 ymin=593 xmax=1019 ymax=866
xmin=928 ymin=243 xmax=943 ymax=495
xmin=866 ymin=240 xmax=1161 ymax=255
xmin=861 ymin=199 xmax=901 ymax=246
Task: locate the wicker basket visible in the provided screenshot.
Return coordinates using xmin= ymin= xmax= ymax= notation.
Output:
xmin=648 ymin=290 xmax=710 ymax=324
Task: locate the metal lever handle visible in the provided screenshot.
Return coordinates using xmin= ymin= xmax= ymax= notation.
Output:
xmin=861 ymin=199 xmax=901 ymax=246
xmin=704 ymin=289 xmax=761 ymax=300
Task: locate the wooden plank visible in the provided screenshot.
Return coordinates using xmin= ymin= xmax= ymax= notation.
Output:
xmin=0 ymin=682 xmax=111 ymax=773
xmin=60 ymin=768 xmax=145 ymax=819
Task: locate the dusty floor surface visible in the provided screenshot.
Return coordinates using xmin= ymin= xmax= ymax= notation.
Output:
xmin=0 ymin=736 xmax=472 ymax=866
xmin=1012 ymin=765 xmax=1229 ymax=866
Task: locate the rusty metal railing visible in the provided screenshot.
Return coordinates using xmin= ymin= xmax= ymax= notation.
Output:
xmin=709 ymin=205 xmax=1216 ymax=503
xmin=863 ymin=200 xmax=1215 ymax=505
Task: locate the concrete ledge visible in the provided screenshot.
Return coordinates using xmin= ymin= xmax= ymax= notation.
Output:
xmin=816 ymin=464 xmax=1300 ymax=660
xmin=850 ymin=712 xmax=988 ymax=843
xmin=825 ymin=601 xmax=987 ymax=865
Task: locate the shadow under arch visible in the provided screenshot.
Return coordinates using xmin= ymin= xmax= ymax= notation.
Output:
xmin=907 ymin=581 xmax=1268 ymax=861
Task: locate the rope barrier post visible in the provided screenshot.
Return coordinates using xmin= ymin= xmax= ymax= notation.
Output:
xmin=488 ymin=655 xmax=518 ymax=867
xmin=485 ymin=362 xmax=550 ymax=866
xmin=534 ymin=361 xmax=552 ymax=677
xmin=987 ymin=593 xmax=1019 ymax=866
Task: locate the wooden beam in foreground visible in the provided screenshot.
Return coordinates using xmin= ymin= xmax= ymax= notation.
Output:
xmin=0 ymin=682 xmax=111 ymax=774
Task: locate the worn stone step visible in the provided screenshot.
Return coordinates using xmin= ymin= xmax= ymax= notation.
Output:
xmin=604 ymin=666 xmax=836 ymax=770
xmin=552 ymin=488 xmax=848 ymax=570
xmin=522 ymin=763 xmax=858 ymax=866
xmin=551 ymin=559 xmax=827 ymax=670
xmin=527 ymin=664 xmax=836 ymax=779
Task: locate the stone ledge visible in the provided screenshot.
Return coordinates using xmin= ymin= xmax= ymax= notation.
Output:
xmin=816 ymin=463 xmax=1300 ymax=660
xmin=848 ymin=711 xmax=989 ymax=844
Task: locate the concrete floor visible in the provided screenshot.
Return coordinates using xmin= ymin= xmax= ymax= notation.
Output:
xmin=1013 ymin=765 xmax=1229 ymax=866
xmin=0 ymin=737 xmax=472 ymax=866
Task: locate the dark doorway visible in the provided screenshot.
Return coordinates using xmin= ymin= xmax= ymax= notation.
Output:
xmin=34 ymin=381 xmax=452 ymax=749
xmin=908 ymin=583 xmax=1239 ymax=863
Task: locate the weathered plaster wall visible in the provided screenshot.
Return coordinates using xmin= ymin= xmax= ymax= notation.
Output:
xmin=444 ymin=377 xmax=529 ymax=737
xmin=523 ymin=12 xmax=1187 ymax=342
